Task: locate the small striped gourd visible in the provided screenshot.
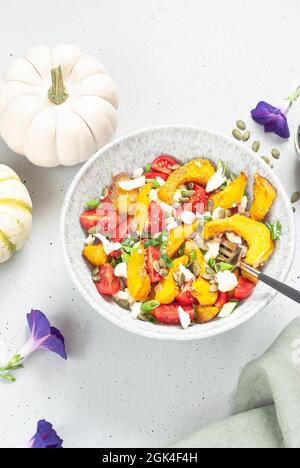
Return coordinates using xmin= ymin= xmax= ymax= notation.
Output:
xmin=0 ymin=165 xmax=32 ymax=263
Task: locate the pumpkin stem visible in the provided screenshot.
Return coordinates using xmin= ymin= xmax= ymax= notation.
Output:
xmin=48 ymin=66 xmax=69 ymax=105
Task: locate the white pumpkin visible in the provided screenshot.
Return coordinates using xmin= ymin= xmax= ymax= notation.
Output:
xmin=0 ymin=165 xmax=32 ymax=263
xmin=0 ymin=44 xmax=119 ymax=167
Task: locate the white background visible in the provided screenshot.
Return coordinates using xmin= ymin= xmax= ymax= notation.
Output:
xmin=0 ymin=0 xmax=300 ymax=448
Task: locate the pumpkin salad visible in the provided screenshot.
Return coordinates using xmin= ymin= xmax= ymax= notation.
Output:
xmin=79 ymin=155 xmax=280 ymax=329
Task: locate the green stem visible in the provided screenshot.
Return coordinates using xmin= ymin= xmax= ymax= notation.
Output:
xmin=48 ymin=66 xmax=69 ymax=105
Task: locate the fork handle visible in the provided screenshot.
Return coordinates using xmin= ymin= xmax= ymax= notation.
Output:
xmin=241 ymin=264 xmax=300 ymax=304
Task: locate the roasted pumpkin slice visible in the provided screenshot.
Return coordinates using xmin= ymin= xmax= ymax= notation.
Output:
xmin=184 ymin=240 xmax=205 ymax=276
xmin=155 ymin=256 xmax=188 ymax=304
xmin=159 ymin=159 xmax=215 ymax=204
xmin=250 ymin=174 xmax=277 ymax=221
xmin=209 ymin=173 xmax=247 ymax=210
xmin=127 ymin=245 xmax=151 ymax=301
xmin=191 ymin=277 xmax=218 ymax=306
xmin=83 ymin=243 xmax=107 ymax=267
xmin=195 ymin=306 xmax=220 ymax=324
xmin=167 ymin=223 xmax=197 ymax=257
xmin=204 ymin=214 xmax=274 ymax=267
xmin=133 ymin=183 xmax=152 ymax=234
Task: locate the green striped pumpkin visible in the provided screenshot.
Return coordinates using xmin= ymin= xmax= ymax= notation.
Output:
xmin=0 ymin=165 xmax=32 ymax=263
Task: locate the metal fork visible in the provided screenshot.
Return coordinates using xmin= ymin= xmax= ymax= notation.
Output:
xmin=218 ymin=239 xmax=300 ymax=304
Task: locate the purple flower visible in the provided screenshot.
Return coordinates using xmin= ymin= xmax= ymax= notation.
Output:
xmin=19 ymin=310 xmax=67 ymax=360
xmin=28 ymin=420 xmax=63 ymax=449
xmin=251 ymin=101 xmax=290 ymax=139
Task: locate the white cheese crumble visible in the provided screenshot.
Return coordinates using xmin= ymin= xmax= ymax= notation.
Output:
xmin=114 ymin=262 xmax=128 ymax=279
xmin=113 ymin=290 xmax=130 ymax=302
xmin=150 ymin=189 xmax=158 ymax=201
xmin=166 ymin=219 xmax=178 ymax=231
xmin=178 ymin=306 xmax=191 ymax=330
xmin=94 ymin=234 xmax=122 ymax=255
xmin=179 ymin=264 xmax=195 ymax=282
xmin=159 ymin=202 xmax=175 ymax=216
xmin=173 ymin=189 xmax=184 ymax=202
xmin=212 ymin=207 xmax=225 ymax=220
xmin=180 ymin=210 xmax=196 ymax=225
xmin=118 ymin=176 xmax=146 ymax=191
xmin=195 ymin=161 xmax=202 ymax=168
xmin=206 ymin=168 xmax=227 ymax=193
xmin=156 ymin=177 xmax=166 ymax=187
xmin=84 ymin=235 xmax=95 ymax=246
xmin=226 ymin=232 xmax=242 ymax=245
xmin=215 ymin=270 xmax=238 ymax=293
xmin=132 ymin=167 xmax=144 ymax=178
xmin=218 ymin=302 xmax=238 ymax=318
xmin=204 ymin=240 xmax=221 ymax=262
xmin=130 ymin=302 xmax=142 ymax=320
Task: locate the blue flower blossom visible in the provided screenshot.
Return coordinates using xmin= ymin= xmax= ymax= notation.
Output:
xmin=28 ymin=420 xmax=63 ymax=449
xmin=251 ymin=101 xmax=290 ymax=139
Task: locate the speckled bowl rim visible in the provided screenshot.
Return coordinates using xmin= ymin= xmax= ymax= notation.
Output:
xmin=61 ymin=125 xmax=295 ymax=341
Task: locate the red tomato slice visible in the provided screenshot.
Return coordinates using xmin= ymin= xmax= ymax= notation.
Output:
xmin=111 ymin=217 xmax=132 ymax=243
xmin=95 ymin=264 xmax=121 ymax=296
xmin=80 ymin=209 xmax=101 ymax=231
xmin=176 ymin=283 xmax=198 ymax=305
xmin=234 ymin=278 xmax=255 ymax=301
xmin=148 ymin=201 xmax=165 ymax=235
xmin=145 ymin=172 xmax=169 ymax=181
xmin=151 ymin=155 xmax=178 ymax=175
xmin=190 ymin=185 xmax=207 ymax=214
xmin=152 ymin=303 xmax=195 ymax=325
xmin=215 ymin=291 xmax=228 ymax=309
xmin=146 ymin=246 xmax=162 ymax=283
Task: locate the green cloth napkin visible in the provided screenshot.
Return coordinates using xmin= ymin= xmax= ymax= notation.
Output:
xmin=171 ymin=318 xmax=300 ymax=448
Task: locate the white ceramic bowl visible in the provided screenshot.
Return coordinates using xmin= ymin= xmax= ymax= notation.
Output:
xmin=61 ymin=126 xmax=295 ymax=341
xmin=294 ymin=124 xmax=300 ymax=162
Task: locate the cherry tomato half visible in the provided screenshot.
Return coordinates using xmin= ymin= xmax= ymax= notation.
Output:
xmin=145 ymin=172 xmax=169 ymax=181
xmin=146 ymin=246 xmax=162 ymax=283
xmin=151 ymin=155 xmax=178 ymax=175
xmin=176 ymin=284 xmax=198 ymax=305
xmin=148 ymin=201 xmax=165 ymax=235
xmin=215 ymin=291 xmax=228 ymax=309
xmin=111 ymin=217 xmax=132 ymax=243
xmin=95 ymin=264 xmax=121 ymax=296
xmin=80 ymin=209 xmax=101 ymax=231
xmin=234 ymin=278 xmax=255 ymax=301
xmin=152 ymin=303 xmax=195 ymax=325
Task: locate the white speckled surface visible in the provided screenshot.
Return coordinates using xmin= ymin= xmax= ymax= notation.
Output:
xmin=1 ymin=0 xmax=300 ymax=448
xmin=62 ymin=126 xmax=295 ymax=340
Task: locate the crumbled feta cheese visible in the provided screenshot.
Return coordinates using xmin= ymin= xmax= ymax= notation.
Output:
xmin=166 ymin=219 xmax=178 ymax=231
xmin=238 ymin=196 xmax=248 ymax=213
xmin=195 ymin=161 xmax=202 ymax=168
xmin=215 ymin=271 xmax=238 ymax=293
xmin=94 ymin=234 xmax=122 ymax=255
xmin=150 ymin=189 xmax=158 ymax=201
xmin=118 ymin=176 xmax=146 ymax=191
xmin=179 ymin=264 xmax=195 ymax=282
xmin=206 ymin=168 xmax=227 ymax=193
xmin=131 ymin=302 xmax=142 ymax=319
xmin=173 ymin=189 xmax=184 ymax=202
xmin=156 ymin=177 xmax=166 ymax=187
xmin=114 ymin=262 xmax=128 ymax=279
xmin=132 ymin=167 xmax=144 ymax=178
xmin=113 ymin=290 xmax=130 ymax=302
xmin=232 ymin=203 xmax=237 ymax=208
xmin=180 ymin=210 xmax=196 ymax=225
xmin=218 ymin=302 xmax=238 ymax=318
xmin=84 ymin=235 xmax=95 ymax=246
xmin=159 ymin=202 xmax=175 ymax=216
xmin=178 ymin=306 xmax=191 ymax=330
xmin=204 ymin=240 xmax=221 ymax=262
xmin=226 ymin=232 xmax=242 ymax=245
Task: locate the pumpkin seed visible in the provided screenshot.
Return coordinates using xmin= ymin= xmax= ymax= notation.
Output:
xmin=205 ymin=266 xmax=216 ymax=278
xmin=173 ymin=272 xmax=179 ymax=283
xmin=218 ymin=208 xmax=226 ymax=220
xmin=271 ymin=148 xmax=280 ymax=159
xmin=236 ymin=120 xmax=246 ymax=131
xmin=116 ymin=299 xmax=131 ymax=310
xmin=92 ymin=267 xmax=99 ymax=276
xmin=261 ymin=156 xmax=271 ymax=165
xmin=119 ymin=278 xmax=127 ymax=291
xmin=102 ymin=187 xmax=109 ymax=198
xmin=92 ymin=275 xmax=100 ymax=282
xmin=207 ymin=199 xmax=214 ymax=213
xmin=187 ymin=183 xmax=195 ymax=190
xmin=252 ymin=141 xmax=260 ymax=153
xmin=192 ymin=262 xmax=201 ymax=277
xmin=179 ymin=197 xmax=190 ymax=203
xmin=225 ymin=210 xmax=232 ymax=218
xmin=232 ymin=129 xmax=242 ymax=141
xmin=209 ymin=284 xmax=219 ymax=293
xmin=159 ymin=268 xmax=169 ymax=277
xmin=293 ymin=207 xmax=296 ymax=213
xmin=242 ymin=131 xmax=250 ymax=142
xmin=153 ymin=260 xmax=161 ymax=273
xmin=88 ymin=226 xmax=97 ymax=235
xmin=202 ymin=273 xmax=213 ymax=280
xmin=159 ymin=258 xmax=167 ymax=269
xmin=291 ymin=192 xmax=300 ymax=204
xmin=178 ymin=272 xmax=185 ymax=287
xmin=181 ymin=190 xmax=195 ymax=198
